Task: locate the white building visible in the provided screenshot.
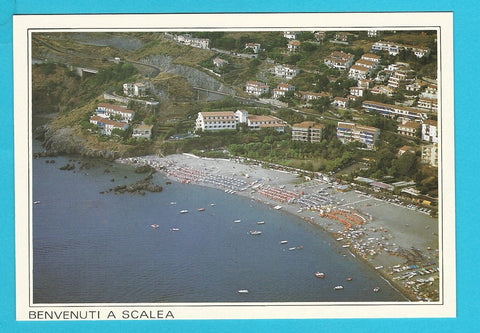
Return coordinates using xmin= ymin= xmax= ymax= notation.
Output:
xmin=397 ymin=120 xmax=420 ymax=138
xmin=245 ymin=81 xmax=269 ymax=96
xmin=274 ymin=64 xmax=300 ymax=80
xmin=332 ymin=97 xmax=348 ymax=109
xmin=96 ymin=103 xmax=134 ymax=122
xmin=287 ymin=40 xmax=301 ymax=52
xmin=89 ymin=115 xmax=129 ymax=135
xmin=292 ymin=121 xmax=325 ymax=143
xmin=421 ymin=120 xmax=438 ymax=143
xmin=213 ymin=57 xmax=229 ymax=68
xmin=132 ymin=124 xmax=153 ymax=139
xmin=195 ymin=111 xmax=237 ymax=131
xmin=247 ymin=115 xmax=285 ymax=132
xmin=337 ymin=122 xmax=380 ymax=149
xmin=245 ymin=43 xmax=261 ymax=54
xmin=123 ymin=82 xmax=146 ymax=97
xmin=422 ymin=143 xmax=438 ymax=167
xmin=348 ymin=65 xmax=371 ymax=80
xmin=273 ymin=83 xmax=295 ymax=99
xmin=349 ymin=86 xmax=365 ymax=97
xmin=324 ymin=51 xmax=355 ymax=70
xmin=235 ymin=109 xmax=248 ymax=124
xmin=283 ymin=31 xmax=297 ymax=39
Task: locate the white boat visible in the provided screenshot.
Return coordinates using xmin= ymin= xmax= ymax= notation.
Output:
xmin=238 ymin=289 xmax=249 ymax=294
xmin=288 ymin=247 xmax=296 ymax=251
xmin=373 ymin=287 xmax=380 ymax=292
xmin=315 ymin=272 xmax=325 ymax=278
xmin=257 ymin=221 xmax=265 ymax=225
xmin=150 ymin=224 xmax=159 ymax=229
xmin=334 ymin=285 xmax=344 ymax=290
xmin=234 ymin=219 xmax=241 ymax=223
xmin=342 ymin=244 xmax=350 ymax=248
xmin=210 ymin=203 xmax=216 ymax=206
xmin=179 ymin=210 xmax=189 ymax=214
xmin=274 ymin=205 xmax=282 ymax=210
xmin=375 ymin=265 xmax=384 ymax=270
xmin=249 ymin=230 xmax=262 ymax=235
xmin=171 ymin=228 xmax=180 ymax=231
xmin=197 ymin=208 xmax=205 ymax=212
xmin=280 ymin=240 xmax=288 ymax=244
xmin=33 ymin=200 xmax=41 ymax=205
xmin=336 ymin=237 xmax=344 ymax=241
xmin=170 ymin=201 xmax=177 ymax=205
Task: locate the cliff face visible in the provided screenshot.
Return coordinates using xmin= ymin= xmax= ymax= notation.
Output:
xmin=37 ymin=125 xmax=122 ymax=160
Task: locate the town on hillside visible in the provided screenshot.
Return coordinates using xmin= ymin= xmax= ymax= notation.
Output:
xmin=32 ymin=29 xmax=439 ymax=215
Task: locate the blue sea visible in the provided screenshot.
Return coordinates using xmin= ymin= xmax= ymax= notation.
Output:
xmin=32 ymin=154 xmax=407 ymax=303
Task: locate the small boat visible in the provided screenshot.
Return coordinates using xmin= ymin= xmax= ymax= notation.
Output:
xmin=33 ymin=200 xmax=41 ymax=205
xmin=315 ymin=272 xmax=325 ymax=278
xmin=170 ymin=201 xmax=177 ymax=205
xmin=179 ymin=210 xmax=189 ymax=214
xmin=249 ymin=230 xmax=262 ymax=235
xmin=150 ymin=224 xmax=159 ymax=229
xmin=237 ymin=289 xmax=249 ymax=294
xmin=346 ymin=277 xmax=353 ymax=281
xmin=342 ymin=244 xmax=350 ymax=248
xmin=234 ymin=219 xmax=241 ymax=223
xmin=280 ymin=240 xmax=288 ymax=244
xmin=375 ymin=265 xmax=384 ymax=270
xmin=336 ymin=237 xmax=344 ymax=241
xmin=171 ymin=228 xmax=180 ymax=231
xmin=334 ymin=285 xmax=344 ymax=290
xmin=210 ymin=203 xmax=216 ymax=206
xmin=297 ymin=246 xmax=304 ymax=250
xmin=373 ymin=287 xmax=380 ymax=292
xmin=288 ymin=247 xmax=296 ymax=251
xmin=257 ymin=221 xmax=265 ymax=225
xmin=197 ymin=208 xmax=205 ymax=212
xmin=274 ymin=205 xmax=282 ymax=210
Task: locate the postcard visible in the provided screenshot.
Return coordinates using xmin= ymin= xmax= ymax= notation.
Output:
xmin=13 ymin=12 xmax=455 ymax=320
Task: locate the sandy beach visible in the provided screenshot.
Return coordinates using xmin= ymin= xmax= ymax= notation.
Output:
xmin=117 ymin=153 xmax=440 ymax=302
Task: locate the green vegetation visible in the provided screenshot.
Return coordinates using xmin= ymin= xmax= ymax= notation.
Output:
xmin=32 ymin=30 xmax=438 ymax=197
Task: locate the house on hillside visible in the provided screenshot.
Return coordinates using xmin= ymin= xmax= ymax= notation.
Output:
xmin=287 ymin=40 xmax=301 ymax=52
xmin=273 ymin=83 xmax=295 ymax=99
xmin=397 ymin=120 xmax=421 ymax=138
xmin=245 ymin=81 xmax=269 ymax=96
xmin=337 ymin=122 xmax=380 ymax=149
xmin=292 ymin=121 xmax=325 ymax=143
xmin=132 ymin=124 xmax=153 ymax=139
xmin=421 ymin=120 xmax=438 ymax=143
xmin=89 ymin=116 xmax=129 ymax=136
xmin=195 ymin=111 xmax=237 ymax=131
xmin=324 ymin=51 xmax=355 ymax=70
xmin=245 ymin=43 xmax=261 ymax=54
xmin=274 ymin=64 xmax=300 ymax=80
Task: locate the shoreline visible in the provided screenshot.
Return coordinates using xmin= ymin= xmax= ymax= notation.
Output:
xmin=117 ymin=153 xmax=439 ymax=302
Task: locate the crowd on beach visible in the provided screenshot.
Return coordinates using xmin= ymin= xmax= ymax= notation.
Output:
xmin=117 ymin=154 xmax=439 ymax=302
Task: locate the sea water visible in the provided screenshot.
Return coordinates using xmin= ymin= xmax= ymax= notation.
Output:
xmin=32 ymin=154 xmax=407 ymax=303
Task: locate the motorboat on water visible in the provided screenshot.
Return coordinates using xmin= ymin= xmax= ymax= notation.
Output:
xmin=346 ymin=277 xmax=353 ymax=281
xmin=314 ymin=272 xmax=325 ymax=278
xmin=171 ymin=228 xmax=180 ymax=231
xmin=273 ymin=205 xmax=282 ymax=210
xmin=334 ymin=285 xmax=344 ymax=290
xmin=197 ymin=208 xmax=205 ymax=212
xmin=170 ymin=201 xmax=177 ymax=205
xmin=33 ymin=200 xmax=41 ymax=205
xmin=280 ymin=240 xmax=288 ymax=244
xmin=257 ymin=221 xmax=265 ymax=225
xmin=179 ymin=210 xmax=189 ymax=214
xmin=238 ymin=289 xmax=249 ymax=294
xmin=234 ymin=219 xmax=241 ymax=223
xmin=373 ymin=287 xmax=380 ymax=292
xmin=288 ymin=247 xmax=296 ymax=251
xmin=150 ymin=224 xmax=159 ymax=229
xmin=249 ymin=230 xmax=262 ymax=235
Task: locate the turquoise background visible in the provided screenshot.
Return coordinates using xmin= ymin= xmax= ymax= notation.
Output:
xmin=0 ymin=0 xmax=476 ymax=332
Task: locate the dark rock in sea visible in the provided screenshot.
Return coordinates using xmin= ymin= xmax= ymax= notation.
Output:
xmin=109 ymin=171 xmax=162 ymax=195
xmin=59 ymin=163 xmax=75 ymax=171
xmin=110 ymin=178 xmax=115 ymax=182
xmin=104 ymin=168 xmax=111 ymax=173
xmin=134 ymin=165 xmax=154 ymax=174
xmin=166 ymin=181 xmax=171 ymax=185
